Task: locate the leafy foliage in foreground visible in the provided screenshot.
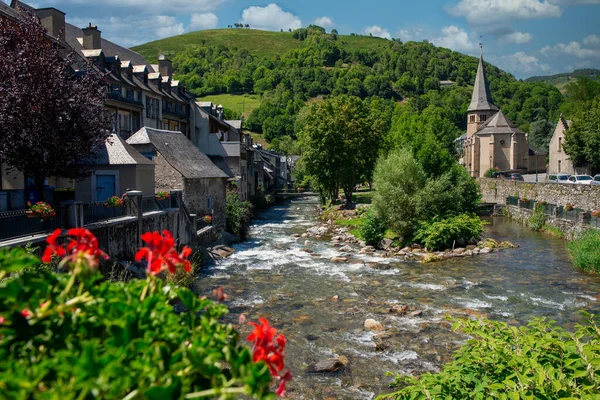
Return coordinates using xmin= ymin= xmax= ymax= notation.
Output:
xmin=567 ymin=229 xmax=600 ymax=273
xmin=0 ymin=247 xmax=274 ymax=399
xmin=413 ymin=213 xmax=485 ymax=251
xmin=380 ymin=314 xmax=600 ymax=399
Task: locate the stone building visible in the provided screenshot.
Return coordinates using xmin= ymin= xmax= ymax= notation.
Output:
xmin=548 ymin=116 xmax=590 ymax=175
xmin=459 ymin=51 xmax=545 ymax=177
xmin=127 ymin=128 xmax=229 ymax=232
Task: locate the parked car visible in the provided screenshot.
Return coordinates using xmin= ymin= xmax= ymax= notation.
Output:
xmin=591 ymin=174 xmax=600 ymax=186
xmin=547 ymin=173 xmax=571 ymax=184
xmin=509 ymin=173 xmax=524 ymax=181
xmin=566 ymin=175 xmax=594 ymax=185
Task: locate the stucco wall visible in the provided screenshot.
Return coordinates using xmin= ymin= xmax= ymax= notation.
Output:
xmin=183 ymin=178 xmax=227 ymax=232
xmin=478 ymin=177 xmax=600 ymax=211
xmin=75 ymin=165 xmax=154 ymax=203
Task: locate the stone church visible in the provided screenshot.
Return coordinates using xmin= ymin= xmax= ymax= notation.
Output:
xmin=459 ymin=52 xmax=546 ymax=177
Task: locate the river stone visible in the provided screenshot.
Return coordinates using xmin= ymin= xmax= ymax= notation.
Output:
xmin=411 ymin=243 xmax=422 ymax=249
xmin=466 ymin=245 xmax=477 ymax=250
xmin=331 ymin=236 xmax=342 ymax=241
xmin=364 ymin=319 xmax=384 ymax=332
xmin=408 ymin=310 xmax=423 ymax=317
xmin=306 ymin=334 xmax=320 ymax=341
xmin=390 ymin=304 xmax=409 ymax=315
xmin=330 ymin=256 xmax=348 ymax=263
xmin=359 ymin=246 xmax=376 ymax=254
xmin=453 ymin=248 xmax=466 ymax=254
xmin=307 ymin=356 xmax=349 ymax=373
xmin=291 ymin=233 xmax=300 ymax=238
xmin=339 ymin=245 xmax=354 ymax=252
xmin=301 ymin=248 xmax=314 ymax=253
xmin=379 ymin=238 xmax=393 ymax=250
xmin=301 ymin=233 xmax=308 ymax=238
xmin=465 ymin=250 xmax=474 ymax=256
xmin=292 ymin=315 xmax=313 ymax=325
xmin=472 ymin=247 xmax=480 ymax=254
xmin=345 ymin=307 xmax=361 ymax=315
xmin=480 ymin=247 xmax=492 ymax=254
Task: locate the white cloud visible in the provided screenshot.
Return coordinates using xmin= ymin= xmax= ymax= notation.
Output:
xmin=68 ymin=15 xmax=184 ymax=47
xmin=541 ymin=41 xmax=600 ymax=58
xmin=314 ymin=16 xmax=334 ymax=28
xmin=362 ymin=25 xmax=391 ymax=39
xmin=449 ymin=0 xmax=561 ymax=26
xmin=395 ymin=28 xmax=424 ymax=42
xmin=583 ymin=34 xmax=600 ymax=46
xmin=55 ymin=0 xmax=227 ymax=13
xmin=503 ymin=31 xmax=533 ymax=44
xmin=240 ymin=4 xmax=301 ymax=31
xmin=488 ymin=51 xmax=551 ymax=77
xmin=548 ymin=0 xmax=600 ymax=4
xmin=432 ymin=25 xmax=477 ymax=53
xmin=189 ymin=13 xmax=218 ymax=30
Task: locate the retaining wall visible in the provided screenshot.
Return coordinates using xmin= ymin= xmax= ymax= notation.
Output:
xmin=501 ymin=205 xmax=586 ymax=239
xmin=478 ymin=178 xmax=600 ymax=211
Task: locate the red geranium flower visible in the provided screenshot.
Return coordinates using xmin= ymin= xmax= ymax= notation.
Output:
xmin=0 ymin=316 xmax=5 ymax=325
xmin=42 ymin=228 xmax=108 ymax=268
xmin=135 ymin=230 xmax=192 ymax=275
xmin=248 ymin=318 xmax=291 ymax=397
xmin=20 ymin=309 xmax=31 ymax=319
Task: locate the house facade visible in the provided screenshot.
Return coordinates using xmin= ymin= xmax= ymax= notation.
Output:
xmin=127 ymin=128 xmax=229 ymax=232
xmin=548 ymin=116 xmax=590 ymax=175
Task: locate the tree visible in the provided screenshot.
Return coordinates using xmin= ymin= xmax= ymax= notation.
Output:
xmin=298 ymin=95 xmax=383 ymax=207
xmin=563 ymin=97 xmax=600 ymax=172
xmin=528 ymin=119 xmax=555 ymax=152
xmin=0 ymin=13 xmax=111 ymax=199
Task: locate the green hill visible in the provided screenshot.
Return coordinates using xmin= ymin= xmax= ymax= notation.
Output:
xmin=132 ymin=28 xmax=393 ymax=63
xmin=525 ymin=69 xmax=600 ymax=93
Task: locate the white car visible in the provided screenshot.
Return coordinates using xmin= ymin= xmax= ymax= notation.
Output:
xmin=591 ymin=174 xmax=600 ymax=186
xmin=566 ymin=175 xmax=594 ymax=185
xmin=547 ymin=173 xmax=571 ymax=183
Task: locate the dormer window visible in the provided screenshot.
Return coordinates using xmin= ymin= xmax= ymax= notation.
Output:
xmin=469 ymin=115 xmax=475 ymax=123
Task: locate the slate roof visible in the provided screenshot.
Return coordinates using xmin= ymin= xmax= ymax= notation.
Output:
xmin=475 ymin=110 xmax=523 ymax=136
xmin=94 ymin=134 xmax=153 ymax=165
xmin=225 ymin=120 xmax=242 ymax=130
xmin=127 ymin=127 xmax=228 ymax=179
xmin=209 ymin=156 xmax=240 ymax=178
xmin=467 ymin=56 xmax=499 ymax=113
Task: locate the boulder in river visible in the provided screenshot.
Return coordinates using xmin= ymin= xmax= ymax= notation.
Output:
xmin=330 ymin=256 xmax=348 ymax=263
xmin=339 ymin=245 xmax=354 ymax=253
xmin=480 ymin=247 xmax=492 ymax=254
xmin=364 ymin=319 xmax=384 ymax=332
xmin=379 ymin=238 xmax=393 ymax=250
xmin=306 ymin=356 xmax=349 ymax=373
xmin=389 ymin=304 xmax=409 ymax=315
xmin=359 ymin=246 xmax=376 ymax=254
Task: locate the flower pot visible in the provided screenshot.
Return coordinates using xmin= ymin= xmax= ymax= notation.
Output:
xmin=156 ymin=196 xmax=167 ymax=201
xmin=25 ymin=211 xmax=39 ymax=219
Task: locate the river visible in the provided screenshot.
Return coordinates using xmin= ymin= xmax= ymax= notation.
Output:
xmin=194 ymin=199 xmax=600 ymax=399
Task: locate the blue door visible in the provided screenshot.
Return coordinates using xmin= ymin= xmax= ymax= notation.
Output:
xmin=96 ymin=175 xmax=116 ymax=202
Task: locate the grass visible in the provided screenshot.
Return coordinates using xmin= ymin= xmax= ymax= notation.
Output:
xmin=247 ymin=131 xmax=269 ymax=147
xmin=567 ymin=230 xmax=600 ymax=273
xmin=131 ymin=29 xmax=393 ymax=62
xmin=352 ymin=192 xmax=373 ymax=204
xmin=542 ymin=224 xmax=565 ymax=238
xmin=196 ymin=94 xmax=261 ymax=119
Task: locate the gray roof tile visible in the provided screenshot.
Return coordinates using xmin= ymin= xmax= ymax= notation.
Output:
xmin=467 ymin=56 xmax=498 ymax=113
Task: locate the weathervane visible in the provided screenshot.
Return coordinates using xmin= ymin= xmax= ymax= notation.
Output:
xmin=480 ymin=36 xmax=483 ymax=57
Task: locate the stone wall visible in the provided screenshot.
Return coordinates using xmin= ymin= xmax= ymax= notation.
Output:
xmin=478 ymin=178 xmax=600 ymax=211
xmin=502 ymin=205 xmax=586 ymax=240
xmin=183 ymin=178 xmax=227 ymax=232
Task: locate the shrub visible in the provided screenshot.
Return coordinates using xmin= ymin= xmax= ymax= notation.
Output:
xmin=528 ymin=202 xmax=546 ymax=231
xmin=372 ymin=149 xmax=480 ymax=239
xmin=483 ymin=167 xmax=499 ymax=178
xmin=567 ymin=229 xmax=600 ymax=273
xmin=226 ymin=189 xmax=253 ymax=239
xmin=104 ymin=196 xmax=123 ymax=208
xmin=359 ymin=211 xmax=387 ymax=246
xmin=0 ymin=229 xmax=286 ymax=399
xmin=413 ymin=214 xmax=485 ymax=251
xmin=380 ymin=314 xmax=600 ymax=399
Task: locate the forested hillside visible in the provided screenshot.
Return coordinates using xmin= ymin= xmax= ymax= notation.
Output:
xmin=525 ymin=69 xmax=600 ymax=94
xmin=133 ymin=27 xmax=564 ymax=146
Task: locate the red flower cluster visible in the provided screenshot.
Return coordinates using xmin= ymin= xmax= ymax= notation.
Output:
xmin=248 ymin=318 xmax=291 ymax=397
xmin=27 ymin=201 xmax=56 ymax=218
xmin=42 ymin=228 xmax=108 ymax=267
xmin=135 ymin=230 xmax=192 ymax=275
xmin=565 ymin=202 xmax=575 ymax=211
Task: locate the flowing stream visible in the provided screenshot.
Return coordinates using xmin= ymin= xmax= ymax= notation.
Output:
xmin=194 ymin=199 xmax=600 ymax=399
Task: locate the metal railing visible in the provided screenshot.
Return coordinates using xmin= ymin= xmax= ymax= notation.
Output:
xmin=82 ymin=202 xmax=127 ymax=225
xmin=0 ymin=207 xmax=67 ymax=241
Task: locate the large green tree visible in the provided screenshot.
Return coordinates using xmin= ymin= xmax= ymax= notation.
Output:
xmin=563 ymin=97 xmax=600 ymax=172
xmin=298 ymin=95 xmax=385 ymax=207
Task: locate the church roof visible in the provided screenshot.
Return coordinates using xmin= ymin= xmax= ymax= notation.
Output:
xmin=467 ymin=55 xmax=499 ymax=113
xmin=476 ymin=110 xmax=523 ymax=136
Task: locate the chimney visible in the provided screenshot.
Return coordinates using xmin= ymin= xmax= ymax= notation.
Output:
xmin=217 ymin=104 xmax=224 ymax=120
xmin=35 ymin=8 xmax=65 ymax=42
xmin=82 ymin=23 xmax=102 ymax=50
xmin=158 ymin=54 xmax=173 ymax=79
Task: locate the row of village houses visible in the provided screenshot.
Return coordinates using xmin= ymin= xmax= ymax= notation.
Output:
xmin=0 ymin=0 xmax=296 ymax=232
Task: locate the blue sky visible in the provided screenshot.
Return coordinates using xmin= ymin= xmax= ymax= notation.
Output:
xmin=6 ymin=0 xmax=600 ymax=78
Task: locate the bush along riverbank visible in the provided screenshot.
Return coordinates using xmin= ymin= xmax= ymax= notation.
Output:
xmin=0 ymin=228 xmax=290 ymax=399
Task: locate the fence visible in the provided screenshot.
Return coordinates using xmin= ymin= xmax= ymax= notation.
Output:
xmin=0 ymin=206 xmax=67 ymax=241
xmin=82 ymin=202 xmax=128 ymax=225
xmin=506 ymin=196 xmax=591 ymax=227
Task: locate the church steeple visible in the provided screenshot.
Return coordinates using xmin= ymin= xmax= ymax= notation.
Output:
xmin=467 ymin=46 xmax=498 ymax=113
